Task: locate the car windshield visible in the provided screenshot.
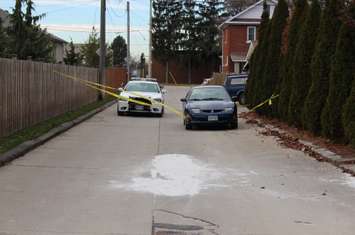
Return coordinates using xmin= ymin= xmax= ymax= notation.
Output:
xmin=189 ymin=87 xmax=231 ymax=101
xmin=125 ymin=82 xmax=160 ymax=93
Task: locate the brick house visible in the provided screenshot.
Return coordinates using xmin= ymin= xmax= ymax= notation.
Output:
xmin=220 ymin=0 xmax=277 ymax=74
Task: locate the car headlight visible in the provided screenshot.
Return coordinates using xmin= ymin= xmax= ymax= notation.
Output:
xmin=224 ymin=107 xmax=234 ymax=112
xmin=119 ymin=96 xmax=128 ymax=102
xmin=191 ymin=108 xmax=201 ymax=114
xmin=154 ymin=98 xmax=162 ymax=103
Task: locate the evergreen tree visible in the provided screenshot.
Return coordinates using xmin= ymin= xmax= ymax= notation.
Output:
xmin=245 ymin=51 xmax=258 ymax=107
xmin=303 ymin=0 xmax=341 ymax=134
xmin=81 ymin=27 xmax=100 ymax=67
xmin=64 ymin=40 xmax=82 ymax=65
xmin=321 ymin=22 xmax=355 ymax=140
xmin=226 ymin=0 xmax=259 ymax=15
xmin=7 ymin=0 xmax=53 ymax=61
xmin=342 ymin=0 xmax=355 ymax=147
xmin=288 ymin=0 xmax=321 ymax=126
xmin=258 ymin=0 xmax=289 ymax=116
xmin=7 ymin=0 xmax=26 ymax=58
xmin=0 ymin=18 xmax=8 ymax=57
xmin=166 ymin=0 xmax=183 ymax=52
xmin=198 ymin=0 xmax=225 ymax=61
xmin=111 ymin=35 xmax=127 ymax=66
xmin=181 ymin=0 xmax=201 ymax=83
xmin=343 ymin=78 xmax=355 ymax=148
xmin=278 ymin=0 xmax=308 ymax=121
xmin=246 ymin=0 xmax=270 ymax=108
xmin=152 ymin=0 xmax=169 ymax=63
xmin=152 ymin=0 xmax=183 ymax=82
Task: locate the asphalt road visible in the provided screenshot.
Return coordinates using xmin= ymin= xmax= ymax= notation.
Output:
xmin=0 ymin=86 xmax=355 ymax=235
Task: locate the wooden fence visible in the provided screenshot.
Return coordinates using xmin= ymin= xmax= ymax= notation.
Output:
xmin=0 ymin=58 xmax=99 ymax=138
xmin=106 ymin=67 xmax=127 ymax=88
xmin=152 ymin=57 xmax=219 ymax=84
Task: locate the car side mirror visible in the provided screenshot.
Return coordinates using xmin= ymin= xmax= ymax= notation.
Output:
xmin=162 ymin=89 xmax=167 ymax=94
xmin=180 ymin=98 xmax=187 ymax=102
xmin=232 ymin=96 xmax=238 ymax=102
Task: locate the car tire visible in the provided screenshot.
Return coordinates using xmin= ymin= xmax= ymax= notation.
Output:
xmin=184 ymin=118 xmax=192 ymax=130
xmin=185 ymin=123 xmax=192 ymax=130
xmin=158 ymin=107 xmax=164 ymax=118
xmin=230 ymin=120 xmax=238 ymax=129
xmin=117 ymin=107 xmax=125 ymax=116
xmin=239 ymin=93 xmax=246 ymax=105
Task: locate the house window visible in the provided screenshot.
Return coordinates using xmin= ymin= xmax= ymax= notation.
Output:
xmin=247 ymin=26 xmax=256 ymax=42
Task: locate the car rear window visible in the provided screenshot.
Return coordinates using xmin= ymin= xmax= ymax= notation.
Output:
xmin=230 ymin=77 xmax=247 ymax=85
xmin=189 ymin=87 xmax=231 ymax=101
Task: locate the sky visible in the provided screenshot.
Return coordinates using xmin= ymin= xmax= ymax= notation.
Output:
xmin=0 ymin=0 xmax=150 ymax=59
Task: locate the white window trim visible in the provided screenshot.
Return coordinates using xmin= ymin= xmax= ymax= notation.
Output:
xmin=247 ymin=26 xmax=256 ymax=42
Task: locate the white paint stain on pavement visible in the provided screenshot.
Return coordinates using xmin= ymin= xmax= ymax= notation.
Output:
xmin=110 ymin=154 xmax=228 ymax=196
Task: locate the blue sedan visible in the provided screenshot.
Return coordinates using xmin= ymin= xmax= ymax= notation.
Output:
xmin=180 ymin=86 xmax=238 ymax=130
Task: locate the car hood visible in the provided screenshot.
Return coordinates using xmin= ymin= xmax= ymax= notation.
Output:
xmin=187 ymin=100 xmax=234 ymax=109
xmin=120 ymin=91 xmax=162 ymax=100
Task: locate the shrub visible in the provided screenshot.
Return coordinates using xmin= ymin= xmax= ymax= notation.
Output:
xmin=288 ymin=0 xmax=320 ymax=126
xmin=302 ymin=0 xmax=341 ymax=134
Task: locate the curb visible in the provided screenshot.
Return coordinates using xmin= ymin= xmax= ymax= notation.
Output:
xmin=246 ymin=121 xmax=355 ymax=177
xmin=0 ymin=100 xmax=116 ymax=167
xmin=298 ymin=140 xmax=355 ymax=177
xmin=268 ymin=126 xmax=355 ymax=177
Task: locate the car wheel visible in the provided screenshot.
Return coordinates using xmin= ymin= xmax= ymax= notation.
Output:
xmin=184 ymin=118 xmax=192 ymax=130
xmin=239 ymin=93 xmax=246 ymax=105
xmin=230 ymin=120 xmax=238 ymax=129
xmin=185 ymin=123 xmax=192 ymax=130
xmin=158 ymin=107 xmax=164 ymax=118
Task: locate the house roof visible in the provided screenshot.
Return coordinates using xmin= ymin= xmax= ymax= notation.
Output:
xmin=49 ymin=33 xmax=67 ymax=44
xmin=220 ymin=0 xmax=278 ymax=28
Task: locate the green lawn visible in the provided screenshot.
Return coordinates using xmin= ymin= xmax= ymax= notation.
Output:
xmin=0 ymin=97 xmax=115 ymax=154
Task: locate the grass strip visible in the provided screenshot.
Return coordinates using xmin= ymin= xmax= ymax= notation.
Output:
xmin=0 ymin=97 xmax=115 ymax=154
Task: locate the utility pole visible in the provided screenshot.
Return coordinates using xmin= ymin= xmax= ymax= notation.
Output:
xmin=99 ymin=0 xmax=106 ymax=100
xmin=127 ymin=1 xmax=131 ymax=81
xmin=148 ymin=0 xmax=152 ymax=78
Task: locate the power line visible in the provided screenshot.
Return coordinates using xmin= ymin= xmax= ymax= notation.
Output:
xmin=43 ymin=0 xmax=98 ymax=15
xmin=108 ymin=0 xmax=125 ymax=18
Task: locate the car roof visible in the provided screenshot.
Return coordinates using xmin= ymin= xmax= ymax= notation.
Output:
xmin=193 ymin=85 xmax=225 ymax=89
xmin=228 ymin=73 xmax=248 ymax=78
xmin=130 ymin=77 xmax=158 ymax=82
xmin=126 ymin=80 xmax=158 ymax=85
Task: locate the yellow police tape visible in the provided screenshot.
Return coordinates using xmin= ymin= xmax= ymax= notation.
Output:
xmin=54 ymin=71 xmax=152 ymax=107
xmin=54 ymin=71 xmax=184 ymax=118
xmin=127 ymin=90 xmax=183 ymax=117
xmin=250 ymin=94 xmax=279 ymax=112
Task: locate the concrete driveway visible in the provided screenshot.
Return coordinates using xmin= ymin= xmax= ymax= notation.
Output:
xmin=0 ymin=86 xmax=354 ymax=235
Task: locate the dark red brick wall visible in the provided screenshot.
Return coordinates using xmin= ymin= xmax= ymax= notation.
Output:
xmin=222 ymin=24 xmax=259 ymax=73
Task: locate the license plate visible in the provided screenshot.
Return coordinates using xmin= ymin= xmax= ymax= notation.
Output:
xmin=208 ymin=115 xmax=218 ymax=121
xmin=135 ymin=105 xmax=144 ymax=110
